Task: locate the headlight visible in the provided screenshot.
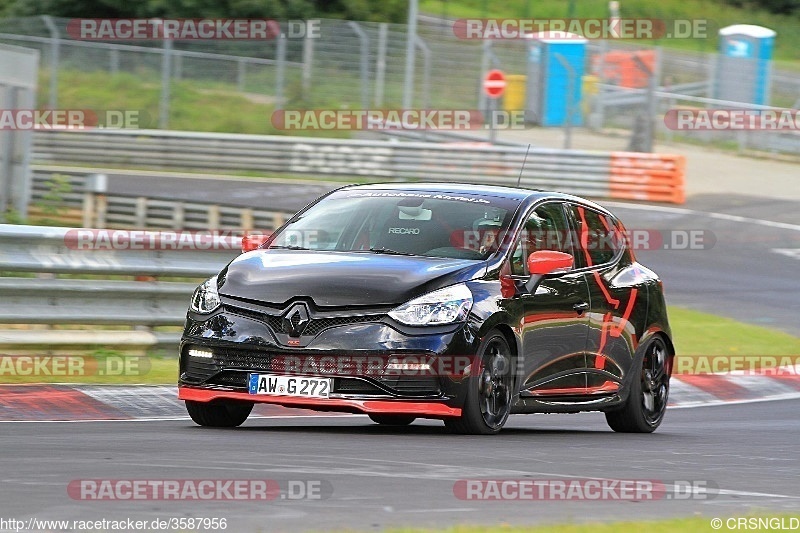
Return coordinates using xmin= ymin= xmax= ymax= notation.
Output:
xmin=190 ymin=276 xmax=221 ymax=314
xmin=388 ymin=283 xmax=473 ymax=326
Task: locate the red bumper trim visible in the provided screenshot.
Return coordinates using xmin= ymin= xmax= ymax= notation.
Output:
xmin=178 ymin=386 xmax=461 ymax=418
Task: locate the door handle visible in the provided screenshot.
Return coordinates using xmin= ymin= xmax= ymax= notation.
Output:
xmin=573 ymin=302 xmax=590 ymax=314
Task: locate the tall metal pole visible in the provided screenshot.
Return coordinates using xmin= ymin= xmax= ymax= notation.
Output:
xmin=275 ymin=35 xmax=286 ymax=110
xmin=402 ymin=0 xmax=419 ymax=109
xmin=347 ymin=21 xmax=370 ymax=110
xmin=153 ymin=19 xmax=172 ymax=130
xmin=159 ymin=38 xmax=172 ymax=129
xmin=42 ymin=16 xmax=59 ymax=109
xmin=374 ymin=23 xmax=388 ymax=107
xmin=416 ymin=35 xmax=431 ymax=141
xmin=302 ymin=28 xmax=314 ymax=98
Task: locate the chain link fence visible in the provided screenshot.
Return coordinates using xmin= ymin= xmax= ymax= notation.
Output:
xmin=0 ymin=15 xmax=798 ymax=154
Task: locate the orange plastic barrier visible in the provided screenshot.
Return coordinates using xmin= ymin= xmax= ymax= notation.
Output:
xmin=608 ymin=152 xmax=686 ymax=204
xmin=592 ymin=50 xmax=656 ymax=89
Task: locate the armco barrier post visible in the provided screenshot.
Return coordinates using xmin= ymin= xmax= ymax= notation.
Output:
xmin=82 ymin=173 xmax=107 ymax=228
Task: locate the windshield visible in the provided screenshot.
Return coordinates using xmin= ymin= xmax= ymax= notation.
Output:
xmin=269 ymin=190 xmax=520 ymax=260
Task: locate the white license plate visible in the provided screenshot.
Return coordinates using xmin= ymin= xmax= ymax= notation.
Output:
xmin=248 ymin=374 xmax=332 ymax=398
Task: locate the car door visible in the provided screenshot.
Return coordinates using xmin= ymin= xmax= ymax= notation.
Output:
xmin=566 ymin=203 xmax=637 ymax=392
xmin=511 ymin=202 xmax=592 ymax=396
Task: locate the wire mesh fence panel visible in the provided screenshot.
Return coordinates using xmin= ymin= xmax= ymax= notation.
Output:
xmin=0 ymin=15 xmax=796 ymax=153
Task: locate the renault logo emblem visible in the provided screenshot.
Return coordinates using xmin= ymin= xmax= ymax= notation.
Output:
xmin=282 ymin=303 xmax=310 ymax=337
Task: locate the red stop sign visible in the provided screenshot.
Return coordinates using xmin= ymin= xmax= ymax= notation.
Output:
xmin=483 ymin=69 xmax=506 ymax=98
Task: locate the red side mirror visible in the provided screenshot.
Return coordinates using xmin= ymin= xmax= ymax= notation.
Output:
xmin=241 ymin=232 xmax=269 ymax=253
xmin=527 ymin=250 xmax=573 ymax=275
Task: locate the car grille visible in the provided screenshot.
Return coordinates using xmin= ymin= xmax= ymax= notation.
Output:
xmin=377 ymin=376 xmax=442 ymax=395
xmin=334 ymin=378 xmax=385 ymax=394
xmin=183 ymin=356 xmax=219 ymax=383
xmin=211 ymin=370 xmax=250 ymax=388
xmin=223 ymin=304 xmax=384 ymax=337
xmin=215 ymin=349 xmax=277 ymax=372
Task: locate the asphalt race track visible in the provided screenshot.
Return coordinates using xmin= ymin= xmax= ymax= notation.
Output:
xmin=1 ymin=400 xmax=799 ymax=531
xmin=608 ymin=195 xmax=800 ymax=337
xmin=3 ymin=175 xmax=797 ymax=531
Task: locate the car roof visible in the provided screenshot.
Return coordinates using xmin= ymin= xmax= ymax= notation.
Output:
xmin=338 ymin=182 xmax=613 ymax=215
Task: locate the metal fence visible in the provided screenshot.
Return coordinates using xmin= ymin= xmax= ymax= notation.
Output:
xmin=1 ymin=16 xmax=798 ymax=154
xmin=32 ymin=129 xmax=686 ymax=203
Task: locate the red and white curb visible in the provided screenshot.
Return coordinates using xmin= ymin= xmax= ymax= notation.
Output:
xmin=671 ymin=372 xmax=800 ymax=407
xmin=0 ymin=384 xmax=348 ymax=422
xmin=0 ymin=375 xmax=798 ymax=422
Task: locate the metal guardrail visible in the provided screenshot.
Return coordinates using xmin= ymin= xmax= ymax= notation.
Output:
xmin=0 ymin=224 xmax=236 ymax=277
xmin=30 ymin=167 xmax=293 ymax=230
xmin=32 ymin=129 xmax=686 ymax=203
xmin=0 ymin=224 xmax=240 ymax=350
xmin=0 ymin=277 xmax=193 ymax=326
xmin=598 ymin=81 xmax=711 ymax=107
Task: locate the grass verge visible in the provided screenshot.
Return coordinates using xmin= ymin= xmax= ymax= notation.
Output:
xmin=48 ymin=70 xmax=350 ymax=137
xmin=382 ymin=515 xmax=798 ymax=533
xmin=0 ymin=352 xmax=177 ymax=385
xmin=670 ymin=307 xmax=800 ymax=356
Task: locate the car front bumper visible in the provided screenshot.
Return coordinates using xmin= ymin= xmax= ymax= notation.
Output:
xmin=178 ymin=308 xmax=481 ymax=418
xmin=178 ymin=386 xmax=462 ymax=417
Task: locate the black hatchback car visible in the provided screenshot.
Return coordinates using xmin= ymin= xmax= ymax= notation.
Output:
xmin=179 ymin=183 xmax=673 ymax=434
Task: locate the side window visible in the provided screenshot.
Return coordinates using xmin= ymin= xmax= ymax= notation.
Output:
xmin=510 ymin=203 xmax=571 ymax=276
xmin=572 ymin=205 xmax=621 ymax=267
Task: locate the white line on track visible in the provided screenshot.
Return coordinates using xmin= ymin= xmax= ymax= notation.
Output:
xmin=0 ymin=414 xmax=361 ymax=423
xmin=715 ymin=489 xmax=800 ymax=500
xmin=88 ymin=458 xmax=800 ymax=501
xmin=603 ymin=201 xmax=800 ymax=233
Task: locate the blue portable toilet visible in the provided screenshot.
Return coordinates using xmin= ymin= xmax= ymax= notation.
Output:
xmin=715 ymin=24 xmax=776 ymax=105
xmin=524 ymin=31 xmax=587 ymax=126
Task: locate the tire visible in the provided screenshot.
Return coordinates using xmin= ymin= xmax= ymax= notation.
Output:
xmin=185 ymin=400 xmax=253 ymax=428
xmin=368 ymin=414 xmax=416 ymax=426
xmin=605 ymin=336 xmax=671 ymax=433
xmin=444 ymin=331 xmax=513 ymax=435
